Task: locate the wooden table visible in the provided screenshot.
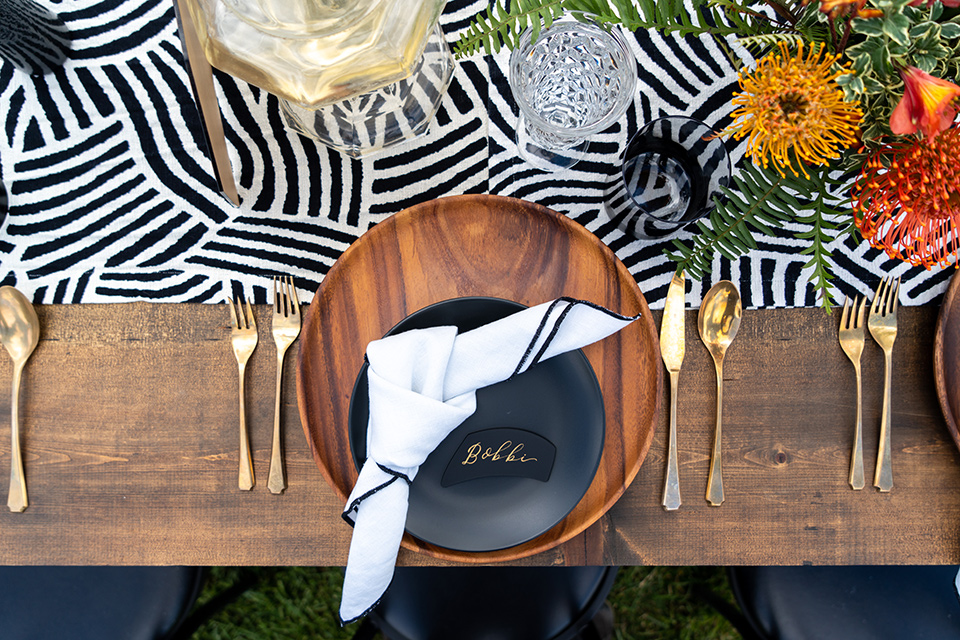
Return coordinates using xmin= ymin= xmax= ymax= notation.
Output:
xmin=0 ymin=302 xmax=955 ymax=566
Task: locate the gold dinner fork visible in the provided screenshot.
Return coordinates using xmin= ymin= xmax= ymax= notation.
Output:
xmin=868 ymin=276 xmax=900 ymax=492
xmin=839 ymin=296 xmax=866 ymax=490
xmin=268 ymin=276 xmax=301 ymax=494
xmin=229 ymin=295 xmax=257 ymax=491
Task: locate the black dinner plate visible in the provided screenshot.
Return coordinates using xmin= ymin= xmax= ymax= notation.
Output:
xmin=347 ymin=297 xmax=605 ymax=553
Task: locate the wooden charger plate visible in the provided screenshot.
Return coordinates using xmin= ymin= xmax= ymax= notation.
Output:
xmin=296 ymin=194 xmax=662 ymax=563
xmin=935 ymin=271 xmax=960 ymax=451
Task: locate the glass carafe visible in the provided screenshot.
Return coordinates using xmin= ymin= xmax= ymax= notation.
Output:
xmin=183 ymin=0 xmax=452 ymax=156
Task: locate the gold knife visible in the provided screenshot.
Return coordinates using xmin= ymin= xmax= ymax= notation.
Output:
xmin=172 ymin=0 xmax=240 ymax=206
xmin=660 ymin=271 xmax=685 ymax=511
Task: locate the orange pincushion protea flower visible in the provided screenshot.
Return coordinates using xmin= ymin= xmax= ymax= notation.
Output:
xmin=852 ymin=128 xmax=960 ymax=268
xmin=720 ymin=41 xmax=863 ymax=178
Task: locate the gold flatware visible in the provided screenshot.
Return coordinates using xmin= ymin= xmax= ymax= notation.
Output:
xmin=868 ymin=276 xmax=900 ymax=492
xmin=660 ymin=271 xmax=685 ymax=511
xmin=268 ymin=276 xmax=301 ymax=495
xmin=839 ymin=296 xmax=867 ymax=490
xmin=229 ymin=295 xmax=257 ymax=490
xmin=0 ymin=286 xmax=39 ymax=512
xmin=698 ymin=280 xmax=742 ymax=507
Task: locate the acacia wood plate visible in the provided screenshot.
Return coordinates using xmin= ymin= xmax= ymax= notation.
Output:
xmin=296 ymin=194 xmax=662 ymax=563
xmin=935 ymin=271 xmax=960 ymax=451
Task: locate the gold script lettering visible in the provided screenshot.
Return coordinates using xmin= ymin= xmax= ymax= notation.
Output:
xmin=461 ymin=443 xmax=481 ymax=465
xmin=506 ymin=443 xmax=538 ymax=463
xmin=461 ymin=440 xmax=538 ymax=465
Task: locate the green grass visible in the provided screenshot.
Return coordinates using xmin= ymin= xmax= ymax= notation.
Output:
xmin=188 ymin=566 xmax=740 ymax=639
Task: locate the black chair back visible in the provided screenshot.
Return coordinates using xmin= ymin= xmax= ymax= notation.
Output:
xmin=357 ymin=565 xmax=618 ymax=640
xmin=0 ymin=566 xmax=204 ymax=640
xmin=729 ymin=565 xmax=960 ymax=640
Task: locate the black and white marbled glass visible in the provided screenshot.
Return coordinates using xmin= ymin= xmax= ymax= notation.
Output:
xmin=606 ymin=117 xmax=730 ymax=240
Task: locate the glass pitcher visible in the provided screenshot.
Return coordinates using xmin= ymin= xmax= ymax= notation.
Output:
xmin=182 ymin=0 xmax=452 ymax=156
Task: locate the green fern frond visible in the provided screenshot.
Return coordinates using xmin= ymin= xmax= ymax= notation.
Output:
xmin=665 ymin=163 xmax=793 ymax=280
xmin=668 ymin=162 xmax=853 ymax=309
xmin=454 ymin=0 xmax=566 ymax=58
xmin=736 ymin=32 xmax=805 ymax=53
xmin=453 ymin=0 xmax=783 ymax=59
xmin=789 ymin=167 xmax=855 ymax=309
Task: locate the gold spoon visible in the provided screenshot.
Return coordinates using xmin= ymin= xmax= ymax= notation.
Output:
xmin=698 ymin=280 xmax=741 ymax=507
xmin=0 ymin=286 xmax=40 ymax=512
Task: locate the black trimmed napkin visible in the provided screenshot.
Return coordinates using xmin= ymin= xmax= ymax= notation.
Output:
xmin=338 ymin=297 xmax=639 ymax=624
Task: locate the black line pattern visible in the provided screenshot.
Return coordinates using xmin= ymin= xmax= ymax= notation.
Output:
xmin=0 ymin=0 xmax=952 ymax=307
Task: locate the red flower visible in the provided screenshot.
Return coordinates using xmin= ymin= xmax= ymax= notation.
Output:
xmin=890 ymin=67 xmax=960 ymax=141
xmin=852 ymin=128 xmax=960 ymax=268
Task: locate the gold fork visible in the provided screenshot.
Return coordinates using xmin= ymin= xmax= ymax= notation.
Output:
xmin=839 ymin=296 xmax=866 ymax=490
xmin=229 ymin=295 xmax=257 ymax=490
xmin=268 ymin=276 xmax=301 ymax=494
xmin=868 ymin=276 xmax=900 ymax=492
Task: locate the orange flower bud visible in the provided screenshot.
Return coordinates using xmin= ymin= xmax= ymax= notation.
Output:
xmin=818 ymin=0 xmax=865 ymax=17
xmin=890 ymin=66 xmax=960 ymax=141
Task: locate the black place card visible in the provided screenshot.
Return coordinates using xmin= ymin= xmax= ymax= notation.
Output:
xmin=441 ymin=428 xmax=557 ymax=487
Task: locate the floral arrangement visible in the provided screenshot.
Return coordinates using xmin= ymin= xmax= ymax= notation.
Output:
xmin=455 ymin=0 xmax=960 ymax=307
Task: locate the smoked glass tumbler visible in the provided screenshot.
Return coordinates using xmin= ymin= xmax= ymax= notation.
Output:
xmin=605 ymin=116 xmax=731 ymax=240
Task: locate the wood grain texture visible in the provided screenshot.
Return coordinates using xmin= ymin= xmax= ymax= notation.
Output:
xmin=0 ymin=304 xmax=955 ymax=566
xmin=296 ymin=195 xmax=662 ymax=563
xmin=598 ymin=305 xmax=960 ymax=567
xmin=935 ymin=272 xmax=960 ymax=451
xmin=0 ymin=302 xmax=350 ymax=566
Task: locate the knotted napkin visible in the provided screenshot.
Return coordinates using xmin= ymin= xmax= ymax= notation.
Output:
xmin=338 ymin=297 xmax=640 ymax=624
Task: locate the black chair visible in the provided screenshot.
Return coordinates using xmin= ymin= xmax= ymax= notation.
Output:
xmin=353 ymin=565 xmax=618 ymax=640
xmin=720 ymin=565 xmax=960 ymax=640
xmin=0 ymin=566 xmax=205 ymax=640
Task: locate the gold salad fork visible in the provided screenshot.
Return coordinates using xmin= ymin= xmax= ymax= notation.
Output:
xmin=839 ymin=296 xmax=866 ymax=490
xmin=868 ymin=276 xmax=900 ymax=492
xmin=229 ymin=295 xmax=257 ymax=490
xmin=268 ymin=276 xmax=301 ymax=494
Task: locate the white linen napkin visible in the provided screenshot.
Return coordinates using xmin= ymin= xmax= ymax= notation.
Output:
xmin=338 ymin=297 xmax=640 ymax=624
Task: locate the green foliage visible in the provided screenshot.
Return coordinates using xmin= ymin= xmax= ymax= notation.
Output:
xmin=736 ymin=31 xmax=806 ymax=54
xmin=454 ymin=0 xmax=567 ymax=57
xmin=842 ymin=1 xmax=960 ymax=149
xmin=608 ymin=566 xmax=740 ymax=639
xmin=453 ymin=0 xmax=784 ymax=58
xmin=667 ymin=162 xmax=854 ymax=308
xmin=791 ymin=169 xmax=858 ymax=309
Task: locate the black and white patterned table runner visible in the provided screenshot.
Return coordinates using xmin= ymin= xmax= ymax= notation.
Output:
xmin=0 ymin=0 xmax=952 ymax=308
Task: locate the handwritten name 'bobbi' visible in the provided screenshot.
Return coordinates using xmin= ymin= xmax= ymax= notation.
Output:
xmin=461 ymin=441 xmax=538 ymax=465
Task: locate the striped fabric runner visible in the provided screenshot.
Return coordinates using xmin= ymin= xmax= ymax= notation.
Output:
xmin=0 ymin=0 xmax=950 ymax=307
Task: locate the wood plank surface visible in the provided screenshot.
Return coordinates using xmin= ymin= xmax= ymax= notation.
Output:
xmin=0 ymin=302 xmax=955 ymax=566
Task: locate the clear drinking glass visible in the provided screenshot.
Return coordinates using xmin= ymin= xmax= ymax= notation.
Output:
xmin=508 ymin=17 xmax=636 ymax=172
xmin=605 ymin=117 xmax=731 ymax=240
